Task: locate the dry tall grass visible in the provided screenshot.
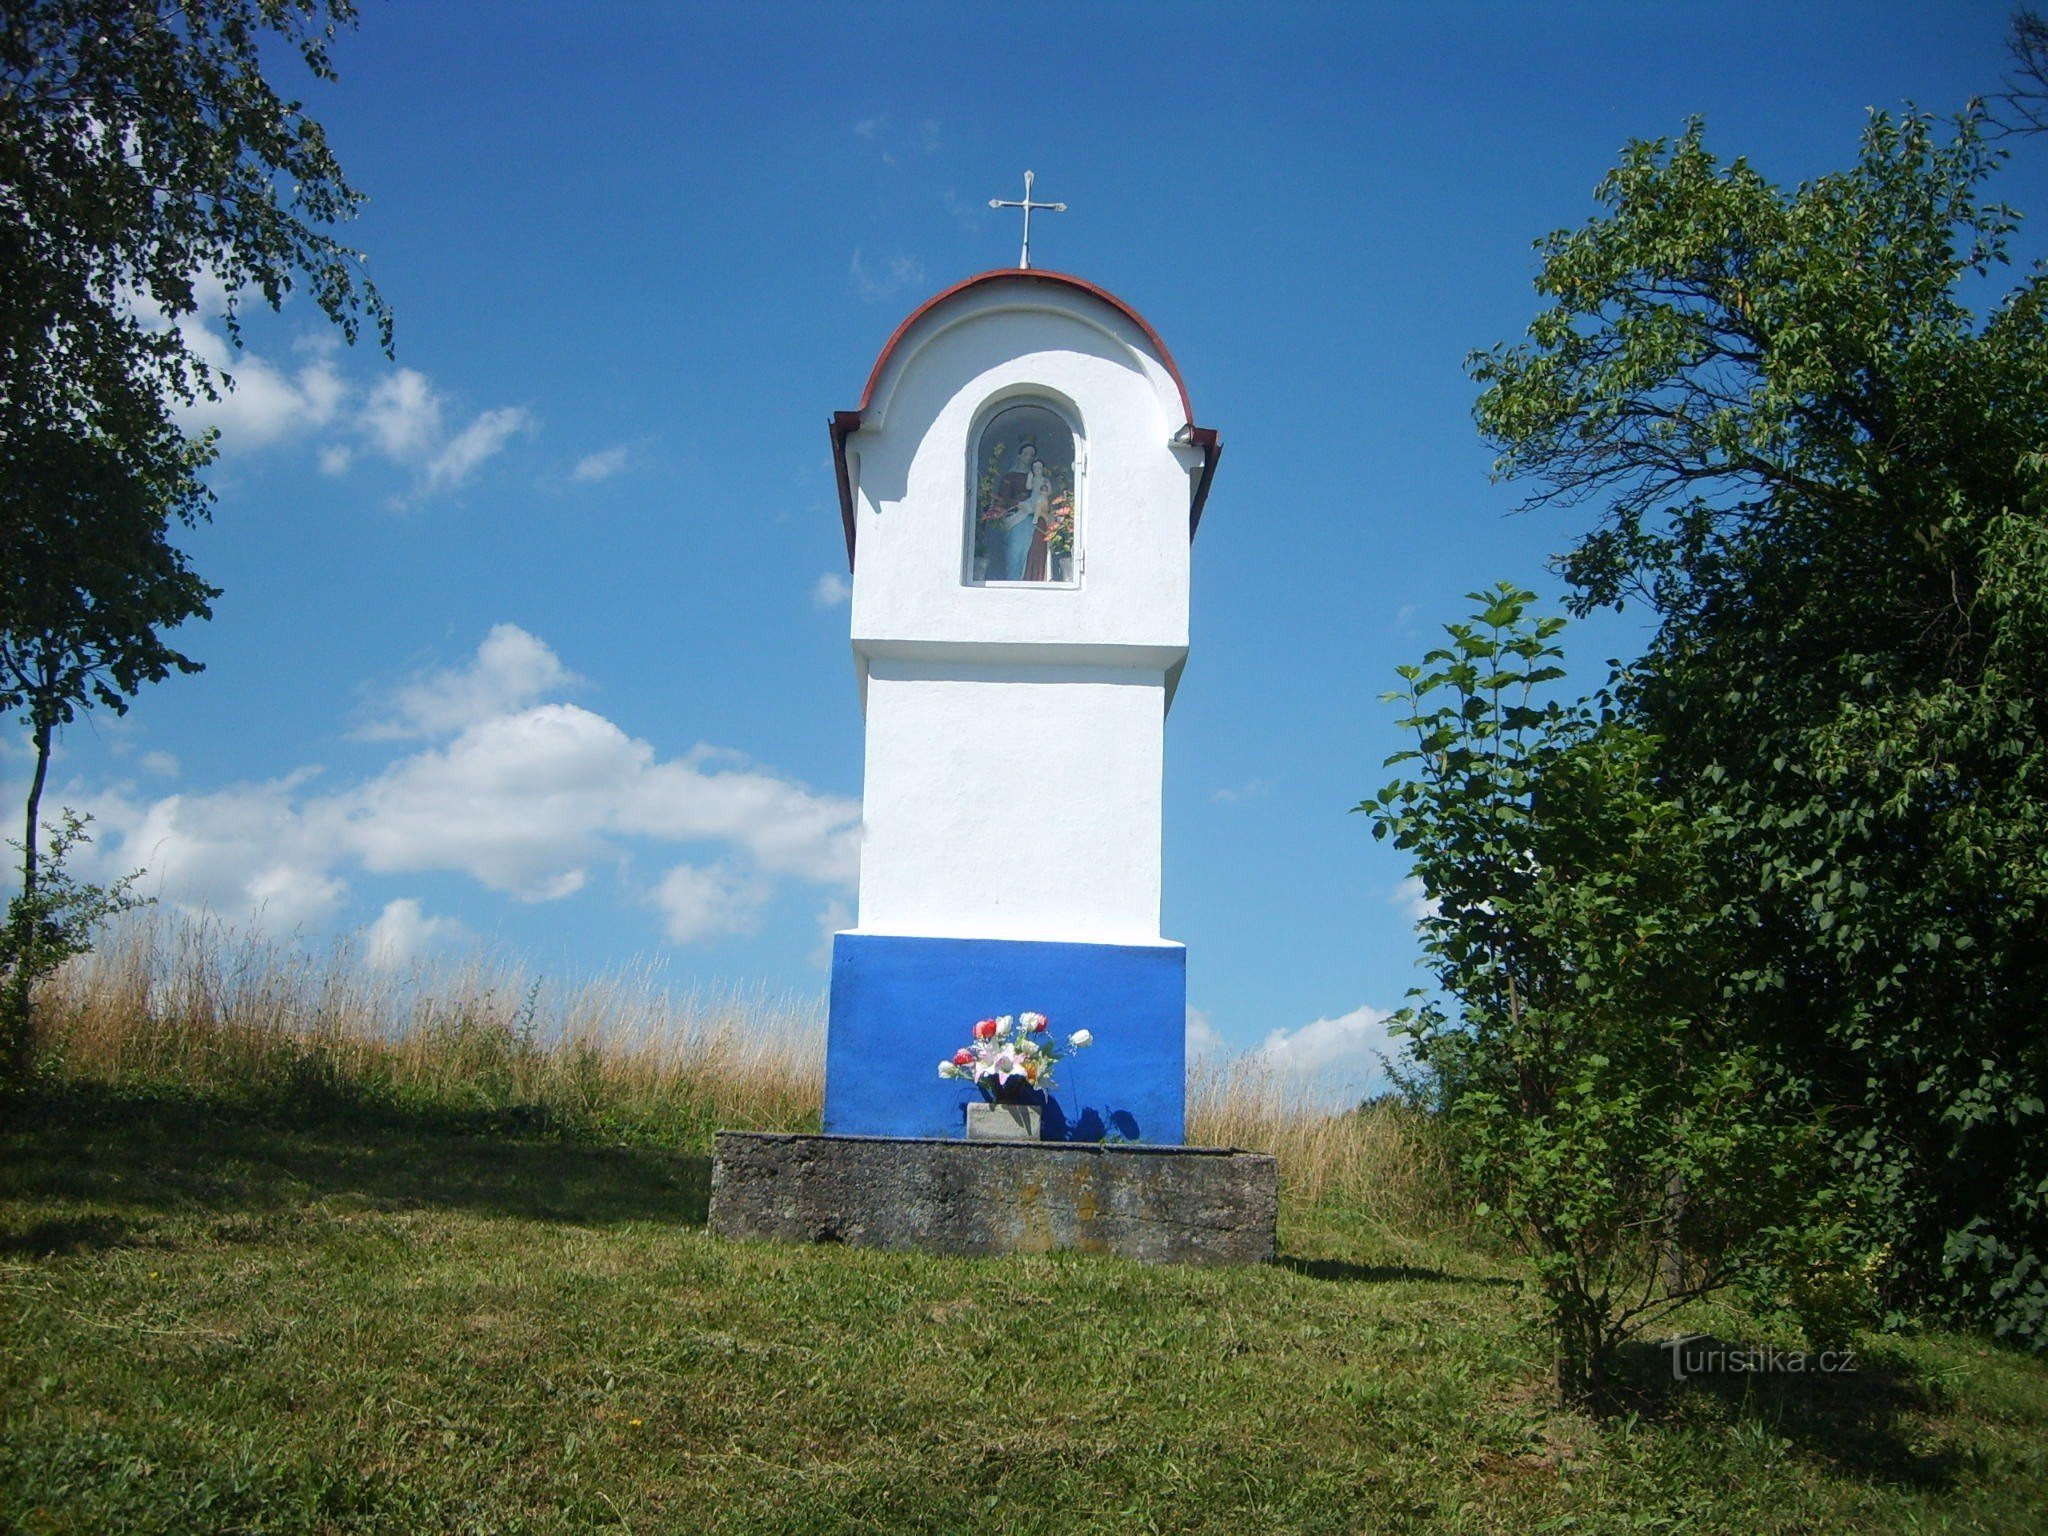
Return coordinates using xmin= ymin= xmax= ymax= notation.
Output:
xmin=35 ymin=913 xmax=824 ymax=1148
xmin=30 ymin=915 xmax=1457 ymax=1228
xmin=1187 ymin=1056 xmax=1462 ymax=1235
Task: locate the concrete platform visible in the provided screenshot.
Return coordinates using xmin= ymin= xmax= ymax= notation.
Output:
xmin=708 ymin=1131 xmax=1277 ymax=1266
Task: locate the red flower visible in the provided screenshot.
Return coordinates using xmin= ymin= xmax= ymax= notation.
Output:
xmin=1031 ymin=1016 xmax=1049 ymax=1033
xmin=952 ymin=1048 xmax=975 ymax=1066
xmin=973 ymin=1018 xmax=999 ymax=1040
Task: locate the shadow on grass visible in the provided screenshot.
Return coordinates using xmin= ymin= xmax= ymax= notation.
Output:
xmin=1612 ymin=1334 xmax=1963 ymax=1490
xmin=0 ymin=1212 xmax=136 ymax=1258
xmin=0 ymin=1083 xmax=713 ymax=1236
xmin=1278 ymin=1255 xmax=1519 ymax=1287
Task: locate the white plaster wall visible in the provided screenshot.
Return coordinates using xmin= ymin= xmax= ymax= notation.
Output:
xmin=855 ymin=660 xmax=1168 ymax=944
xmin=845 ymin=277 xmax=1196 ymax=949
xmin=848 ymin=290 xmax=1199 ymax=659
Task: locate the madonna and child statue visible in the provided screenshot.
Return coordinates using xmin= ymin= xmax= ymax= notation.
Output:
xmin=974 ymin=402 xmax=1076 ymax=583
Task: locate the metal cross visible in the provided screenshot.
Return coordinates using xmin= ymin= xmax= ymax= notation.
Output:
xmin=988 ymin=170 xmax=1067 ymax=271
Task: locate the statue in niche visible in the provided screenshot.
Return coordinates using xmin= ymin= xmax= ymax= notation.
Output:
xmin=974 ymin=404 xmax=1075 ymax=582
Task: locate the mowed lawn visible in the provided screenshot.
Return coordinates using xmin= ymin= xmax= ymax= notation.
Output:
xmin=4 ymin=1087 xmax=2047 ymax=1536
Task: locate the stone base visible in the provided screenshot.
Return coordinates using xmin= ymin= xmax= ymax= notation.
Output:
xmin=708 ymin=1131 xmax=1277 ymax=1266
xmin=965 ymin=1102 xmax=1040 ymax=1141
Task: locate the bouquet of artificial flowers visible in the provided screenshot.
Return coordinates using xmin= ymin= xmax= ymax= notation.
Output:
xmin=937 ymin=1012 xmax=1092 ymax=1100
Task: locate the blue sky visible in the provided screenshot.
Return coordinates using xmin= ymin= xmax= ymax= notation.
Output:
xmin=9 ymin=1 xmax=2036 ymax=1095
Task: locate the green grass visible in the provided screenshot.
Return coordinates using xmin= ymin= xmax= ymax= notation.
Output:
xmin=5 ymin=1083 xmax=2047 ymax=1534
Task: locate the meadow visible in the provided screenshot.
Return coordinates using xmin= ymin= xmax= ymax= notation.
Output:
xmin=3 ymin=919 xmax=2044 ymax=1534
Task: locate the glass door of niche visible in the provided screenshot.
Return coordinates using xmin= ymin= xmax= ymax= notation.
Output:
xmin=969 ymin=401 xmax=1079 ymax=586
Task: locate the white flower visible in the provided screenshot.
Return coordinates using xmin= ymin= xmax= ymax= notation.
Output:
xmin=1069 ymin=1029 xmax=1093 ymax=1048
xmin=939 ymin=1061 xmax=960 ymax=1080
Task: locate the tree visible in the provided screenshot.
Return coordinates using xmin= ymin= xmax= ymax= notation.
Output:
xmin=2 ymin=0 xmax=392 ymax=837
xmin=1990 ymin=7 xmax=2048 ymax=137
xmin=1470 ymin=109 xmax=2048 ymax=1345
xmin=0 ymin=809 xmax=142 ymax=1083
xmin=3 ymin=410 xmax=216 ymax=898
xmin=1359 ymin=586 xmax=1836 ymax=1404
xmin=1 ymin=0 xmax=389 ymax=1076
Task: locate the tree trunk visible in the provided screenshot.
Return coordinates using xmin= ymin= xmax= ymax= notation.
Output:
xmin=20 ymin=711 xmax=53 ymax=902
xmin=3 ymin=690 xmax=58 ymax=1086
xmin=1553 ymin=1289 xmax=1610 ymax=1407
xmin=1662 ymin=1168 xmax=1690 ymax=1294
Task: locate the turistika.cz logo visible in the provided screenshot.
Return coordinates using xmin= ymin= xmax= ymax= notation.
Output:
xmin=1662 ymin=1335 xmax=1859 ymax=1381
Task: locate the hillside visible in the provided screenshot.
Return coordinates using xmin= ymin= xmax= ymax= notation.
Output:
xmin=2 ymin=930 xmax=2045 ymax=1534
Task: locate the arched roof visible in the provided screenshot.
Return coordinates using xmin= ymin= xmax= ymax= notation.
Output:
xmin=830 ymin=269 xmax=1220 ymax=569
xmin=856 ymin=269 xmax=1196 ymax=424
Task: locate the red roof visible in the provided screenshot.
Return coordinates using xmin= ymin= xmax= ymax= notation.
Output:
xmin=855 ymin=268 xmax=1196 ymax=423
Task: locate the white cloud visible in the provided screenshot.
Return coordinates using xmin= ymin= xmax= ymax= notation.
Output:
xmin=339 ymin=703 xmax=638 ymax=900
xmin=65 ymin=627 xmax=861 ymax=945
xmin=102 ymin=773 xmax=349 ymax=933
xmin=811 ymin=896 xmax=852 ymax=968
xmin=291 ymin=330 xmax=342 ymax=361
xmin=125 ymin=268 xmax=343 ymax=454
xmin=421 ymin=406 xmax=535 ymax=496
xmin=172 ymin=315 xmax=347 ymax=450
xmin=571 ymin=444 xmax=631 ymax=483
xmin=360 ymin=623 xmax=580 ymax=741
xmin=139 ymin=281 xmax=532 ymax=502
xmin=852 ymin=114 xmax=939 ymax=162
xmin=336 ymin=706 xmax=860 ymax=908
xmin=350 ymin=369 xmax=532 ymax=502
xmin=244 ymin=862 xmax=351 ymax=931
xmin=1390 ymin=876 xmax=1438 ymax=924
xmin=848 ymin=248 xmax=925 ymax=301
xmin=652 ymin=863 xmax=770 ymax=944
xmin=138 ymin=750 xmax=180 ymax=777
xmin=362 ymin=368 xmax=444 ymax=461
xmin=1186 ymin=1005 xmax=1225 ymax=1061
xmin=364 ymin=897 xmax=466 ymax=971
xmin=942 ymin=188 xmax=984 ymax=233
xmin=1256 ymin=1005 xmax=1404 ymax=1094
xmin=848 ymin=248 xmax=879 ymax=296
xmin=1210 ymin=778 xmax=1270 ymax=805
xmin=621 ymin=751 xmax=861 ymax=886
xmin=811 ymin=572 xmax=852 ymax=608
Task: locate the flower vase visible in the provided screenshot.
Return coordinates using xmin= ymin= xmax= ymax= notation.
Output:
xmin=1053 ymin=553 xmax=1074 ymax=582
xmin=965 ymin=1101 xmax=1042 ymax=1141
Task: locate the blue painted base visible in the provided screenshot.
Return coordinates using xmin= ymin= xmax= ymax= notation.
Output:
xmin=825 ymin=933 xmax=1186 ymax=1144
